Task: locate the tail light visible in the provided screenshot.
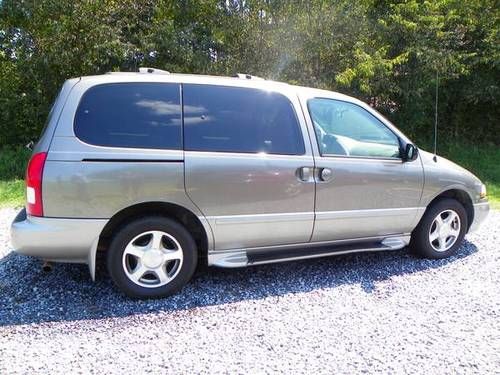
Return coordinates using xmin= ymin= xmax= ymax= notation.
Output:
xmin=26 ymin=152 xmax=47 ymax=216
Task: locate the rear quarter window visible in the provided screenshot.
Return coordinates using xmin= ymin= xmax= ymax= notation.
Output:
xmin=74 ymin=83 xmax=182 ymax=150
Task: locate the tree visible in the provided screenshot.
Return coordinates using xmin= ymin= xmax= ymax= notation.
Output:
xmin=0 ymin=0 xmax=498 ymax=147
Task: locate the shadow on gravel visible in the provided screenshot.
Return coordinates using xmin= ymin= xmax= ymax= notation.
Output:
xmin=0 ymin=241 xmax=478 ymax=326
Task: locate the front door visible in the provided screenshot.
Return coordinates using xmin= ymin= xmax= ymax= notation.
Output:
xmin=303 ymin=96 xmax=424 ymax=242
xmin=183 ymin=83 xmax=316 ymax=250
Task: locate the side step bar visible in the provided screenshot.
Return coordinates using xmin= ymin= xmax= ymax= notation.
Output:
xmin=208 ymin=236 xmax=409 ymax=268
xmin=248 ymin=241 xmax=391 ymax=265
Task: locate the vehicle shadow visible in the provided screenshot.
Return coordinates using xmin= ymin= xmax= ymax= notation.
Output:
xmin=0 ymin=240 xmax=478 ymax=327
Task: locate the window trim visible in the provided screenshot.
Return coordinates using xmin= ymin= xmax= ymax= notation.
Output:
xmin=307 ymin=97 xmax=403 ymax=160
xmin=182 ymin=83 xmax=306 ymax=156
xmin=318 ymin=154 xmax=404 ymax=162
xmin=73 ymin=82 xmax=183 ymax=151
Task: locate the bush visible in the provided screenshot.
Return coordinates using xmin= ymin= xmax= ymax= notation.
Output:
xmin=0 ymin=146 xmax=31 ymax=180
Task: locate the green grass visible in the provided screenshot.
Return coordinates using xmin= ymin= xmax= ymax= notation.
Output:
xmin=0 ymin=146 xmax=30 ymax=208
xmin=0 ymin=179 xmax=25 ymax=208
xmin=0 ymin=143 xmax=499 ymax=209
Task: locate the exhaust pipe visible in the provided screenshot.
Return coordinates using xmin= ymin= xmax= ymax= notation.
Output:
xmin=42 ymin=261 xmax=53 ymax=272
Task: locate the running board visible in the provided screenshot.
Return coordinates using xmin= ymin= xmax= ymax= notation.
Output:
xmin=248 ymin=241 xmax=394 ymax=265
xmin=208 ymin=236 xmax=409 ymax=268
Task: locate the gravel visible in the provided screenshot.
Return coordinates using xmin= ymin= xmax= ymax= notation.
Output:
xmin=0 ymin=207 xmax=499 ymax=374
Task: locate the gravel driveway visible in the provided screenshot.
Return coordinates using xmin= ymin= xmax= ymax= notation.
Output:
xmin=0 ymin=207 xmax=499 ymax=374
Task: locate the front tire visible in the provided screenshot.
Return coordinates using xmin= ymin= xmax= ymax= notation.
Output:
xmin=410 ymin=198 xmax=467 ymax=259
xmin=107 ymin=216 xmax=197 ymax=299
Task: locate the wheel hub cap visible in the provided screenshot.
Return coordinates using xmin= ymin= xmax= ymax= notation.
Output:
xmin=142 ymin=249 xmax=164 ymax=269
xmin=121 ymin=230 xmax=184 ymax=288
xmin=429 ymin=209 xmax=461 ymax=252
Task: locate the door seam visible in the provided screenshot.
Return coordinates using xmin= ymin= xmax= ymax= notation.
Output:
xmin=296 ymin=92 xmax=317 ymax=243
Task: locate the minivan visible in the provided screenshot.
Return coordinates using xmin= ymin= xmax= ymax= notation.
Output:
xmin=11 ymin=69 xmax=490 ymax=298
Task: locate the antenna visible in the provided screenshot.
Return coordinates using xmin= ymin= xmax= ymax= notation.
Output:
xmin=433 ymin=70 xmax=439 ymax=162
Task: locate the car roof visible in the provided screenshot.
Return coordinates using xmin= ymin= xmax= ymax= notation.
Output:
xmin=76 ymin=70 xmax=357 ymax=102
xmin=79 ymin=71 xmax=288 ymax=90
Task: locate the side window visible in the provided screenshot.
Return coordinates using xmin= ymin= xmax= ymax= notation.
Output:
xmin=74 ymin=83 xmax=181 ymax=150
xmin=308 ymin=98 xmax=401 ymax=158
xmin=183 ymin=84 xmax=305 ymax=155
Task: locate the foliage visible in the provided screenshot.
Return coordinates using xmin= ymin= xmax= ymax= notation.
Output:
xmin=0 ymin=145 xmax=30 ymax=179
xmin=0 ymin=0 xmax=498 ymax=147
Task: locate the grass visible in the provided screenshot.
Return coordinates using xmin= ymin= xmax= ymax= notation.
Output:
xmin=0 ymin=146 xmax=30 ymax=208
xmin=0 ymin=143 xmax=499 ymax=209
xmin=0 ymin=179 xmax=25 ymax=208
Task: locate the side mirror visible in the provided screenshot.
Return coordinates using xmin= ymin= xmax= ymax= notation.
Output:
xmin=403 ymin=143 xmax=418 ymax=162
xmin=25 ymin=140 xmax=34 ymax=150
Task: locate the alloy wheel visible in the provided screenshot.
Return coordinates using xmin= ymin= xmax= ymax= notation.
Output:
xmin=122 ymin=230 xmax=184 ymax=288
xmin=428 ymin=209 xmax=461 ymax=252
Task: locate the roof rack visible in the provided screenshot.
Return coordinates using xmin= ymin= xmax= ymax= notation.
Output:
xmin=234 ymin=73 xmax=265 ymax=80
xmin=138 ymin=67 xmax=171 ymax=75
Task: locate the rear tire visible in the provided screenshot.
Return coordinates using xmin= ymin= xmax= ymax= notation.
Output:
xmin=410 ymin=198 xmax=467 ymax=259
xmin=107 ymin=216 xmax=197 ymax=299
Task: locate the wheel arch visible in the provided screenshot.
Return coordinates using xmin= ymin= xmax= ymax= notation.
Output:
xmin=92 ymin=201 xmax=211 ymax=279
xmin=426 ymin=189 xmax=474 ymax=230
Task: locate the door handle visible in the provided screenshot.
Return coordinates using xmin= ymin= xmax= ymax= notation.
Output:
xmin=317 ymin=167 xmax=333 ymax=182
xmin=296 ymin=167 xmax=313 ymax=182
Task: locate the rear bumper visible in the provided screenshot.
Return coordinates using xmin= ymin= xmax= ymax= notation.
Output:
xmin=10 ymin=209 xmax=107 ymax=266
xmin=469 ymin=201 xmax=490 ymax=233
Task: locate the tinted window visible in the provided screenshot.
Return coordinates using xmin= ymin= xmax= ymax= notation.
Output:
xmin=74 ymin=83 xmax=181 ymax=149
xmin=183 ymin=84 xmax=305 ymax=155
xmin=308 ymin=98 xmax=401 ymax=158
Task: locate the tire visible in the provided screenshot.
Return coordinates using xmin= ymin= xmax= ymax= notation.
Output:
xmin=107 ymin=216 xmax=197 ymax=299
xmin=410 ymin=198 xmax=468 ymax=259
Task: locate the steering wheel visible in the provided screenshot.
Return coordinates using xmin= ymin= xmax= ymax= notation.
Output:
xmin=313 ymin=120 xmax=348 ymax=155
xmin=323 ymin=134 xmax=348 ymax=155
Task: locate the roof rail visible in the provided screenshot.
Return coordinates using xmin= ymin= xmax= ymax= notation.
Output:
xmin=234 ymin=73 xmax=265 ymax=80
xmin=138 ymin=67 xmax=171 ymax=75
